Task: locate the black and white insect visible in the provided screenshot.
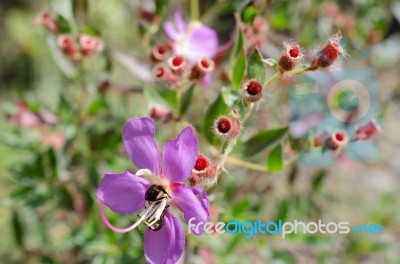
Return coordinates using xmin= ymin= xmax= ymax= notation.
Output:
xmin=138 ymin=184 xmax=171 ymax=231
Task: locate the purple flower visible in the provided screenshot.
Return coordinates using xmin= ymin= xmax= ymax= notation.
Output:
xmin=164 ymin=12 xmax=218 ymax=63
xmin=97 ymin=117 xmax=209 ymax=264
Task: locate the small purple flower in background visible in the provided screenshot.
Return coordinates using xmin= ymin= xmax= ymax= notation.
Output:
xmin=164 ymin=12 xmax=218 ymax=63
xmin=97 ymin=117 xmax=209 ymax=264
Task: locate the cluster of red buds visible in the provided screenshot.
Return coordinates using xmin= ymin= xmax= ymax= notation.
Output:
xmin=313 ymin=130 xmax=347 ymax=151
xmin=240 ymin=16 xmax=268 ymax=51
xmin=152 ymin=49 xmax=215 ymax=85
xmin=214 ymin=110 xmax=242 ymax=140
xmin=309 ymin=31 xmax=343 ymax=70
xmin=189 ymin=154 xmax=218 ymax=189
xmin=312 ymin=120 xmax=381 ymax=151
xmin=57 ymin=33 xmax=103 ymax=60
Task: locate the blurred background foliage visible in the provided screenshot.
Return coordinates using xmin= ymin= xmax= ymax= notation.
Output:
xmin=1 ymin=0 xmax=400 ymax=263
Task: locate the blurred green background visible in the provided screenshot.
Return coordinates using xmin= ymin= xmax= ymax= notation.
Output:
xmin=1 ymin=0 xmax=400 ymax=263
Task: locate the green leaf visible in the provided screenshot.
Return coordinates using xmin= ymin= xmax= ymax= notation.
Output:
xmin=56 ymin=15 xmax=72 ymax=33
xmin=231 ymin=49 xmax=246 ymax=90
xmin=144 ymin=87 xmax=171 ymax=110
xmin=275 ymin=199 xmax=289 ymax=222
xmin=242 ymin=6 xmax=258 ymax=24
xmin=242 ymin=127 xmax=288 ymax=156
xmin=203 ymin=94 xmax=229 ymax=144
xmin=228 ymin=29 xmax=245 ymax=71
xmin=180 ymin=84 xmax=195 ymax=115
xmin=248 ymin=49 xmax=266 ymax=84
xmin=311 ymin=170 xmax=327 ymax=192
xmin=267 ymin=143 xmax=283 ymax=173
xmin=12 ymin=210 xmax=24 ymax=248
xmin=222 ymin=86 xmax=242 ymax=107
xmin=155 ymin=0 xmax=169 ymax=15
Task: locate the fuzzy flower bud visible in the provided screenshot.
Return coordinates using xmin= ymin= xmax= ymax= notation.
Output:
xmin=153 ymin=64 xmax=177 ymax=85
xmin=190 ymin=57 xmax=215 ymax=80
xmin=326 ymin=131 xmax=347 ymax=151
xmin=150 ymin=107 xmax=173 ymax=123
xmin=34 ymin=11 xmax=58 ymax=33
xmin=356 ymin=120 xmax=381 ymax=141
xmin=57 ymin=35 xmax=79 ymax=60
xmin=243 ymin=79 xmax=263 ymax=102
xmin=278 ymin=43 xmax=302 ymax=72
xmin=168 ymin=55 xmax=186 ymax=76
xmin=151 ymin=44 xmax=171 ymax=62
xmin=214 ymin=116 xmax=241 ymax=139
xmin=309 ymin=32 xmax=342 ymax=70
xmin=78 ymin=33 xmax=103 ymax=57
xmin=189 ymin=154 xmax=218 ymax=188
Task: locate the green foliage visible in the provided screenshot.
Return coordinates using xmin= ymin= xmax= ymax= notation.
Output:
xmin=241 ymin=127 xmax=289 ymax=156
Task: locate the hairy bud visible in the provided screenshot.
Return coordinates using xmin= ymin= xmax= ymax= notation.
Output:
xmin=309 ymin=32 xmax=342 ymax=70
xmin=278 ymin=43 xmax=302 ymax=72
xmin=356 ymin=120 xmax=381 ymax=141
xmin=190 ymin=57 xmax=215 ymax=80
xmin=214 ymin=116 xmax=241 ymax=139
xmin=189 ymin=154 xmax=218 ymax=188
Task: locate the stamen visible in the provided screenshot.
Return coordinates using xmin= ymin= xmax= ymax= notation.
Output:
xmin=147 ymin=199 xmax=168 ymax=226
xmin=136 ymin=169 xmax=158 ymax=183
xmin=99 ymin=200 xmax=155 ymax=233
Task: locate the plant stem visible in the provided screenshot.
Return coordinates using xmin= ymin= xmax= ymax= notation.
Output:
xmin=264 ymin=71 xmax=281 ymax=88
xmin=190 ymin=0 xmax=199 ymax=21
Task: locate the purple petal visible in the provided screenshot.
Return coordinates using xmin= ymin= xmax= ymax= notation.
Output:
xmin=144 ymin=211 xmax=185 ymax=264
xmin=164 ymin=21 xmax=180 ymax=41
xmin=162 ymin=126 xmax=199 ymax=183
xmin=171 ymin=184 xmax=209 ymax=235
xmin=96 ymin=170 xmax=150 ymax=214
xmin=202 ymin=73 xmax=212 ymax=88
xmin=122 ymin=117 xmax=160 ymax=174
xmin=184 ymin=25 xmax=218 ymax=62
xmin=173 ymin=12 xmax=186 ymax=32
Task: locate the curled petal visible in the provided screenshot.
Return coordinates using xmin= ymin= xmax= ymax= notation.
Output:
xmin=164 ymin=21 xmax=180 ymax=41
xmin=173 ymin=12 xmax=186 ymax=33
xmin=144 ymin=211 xmax=185 ymax=264
xmin=171 ymin=184 xmax=210 ymax=235
xmin=162 ymin=126 xmax=199 ymax=183
xmin=123 ymin=117 xmax=161 ymax=174
xmin=97 ymin=170 xmax=150 ymax=214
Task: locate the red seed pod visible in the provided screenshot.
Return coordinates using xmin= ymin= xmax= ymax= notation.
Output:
xmin=150 ymin=107 xmax=173 ymax=123
xmin=309 ymin=32 xmax=342 ymax=70
xmin=214 ymin=116 xmax=241 ymax=139
xmin=190 ymin=57 xmax=215 ymax=80
xmin=278 ymin=43 xmax=302 ymax=72
xmin=313 ymin=131 xmax=329 ymax=148
xmin=243 ymin=79 xmax=263 ymax=102
xmin=34 ymin=11 xmax=58 ymax=33
xmin=78 ymin=33 xmax=103 ymax=57
xmin=326 ymin=131 xmax=347 ymax=151
xmin=57 ymin=35 xmax=79 ymax=60
xmin=151 ymin=44 xmax=171 ymax=62
xmin=153 ymin=64 xmax=177 ymax=85
xmin=168 ymin=55 xmax=186 ymax=76
xmin=189 ymin=154 xmax=218 ymax=188
xmin=356 ymin=120 xmax=381 ymax=141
